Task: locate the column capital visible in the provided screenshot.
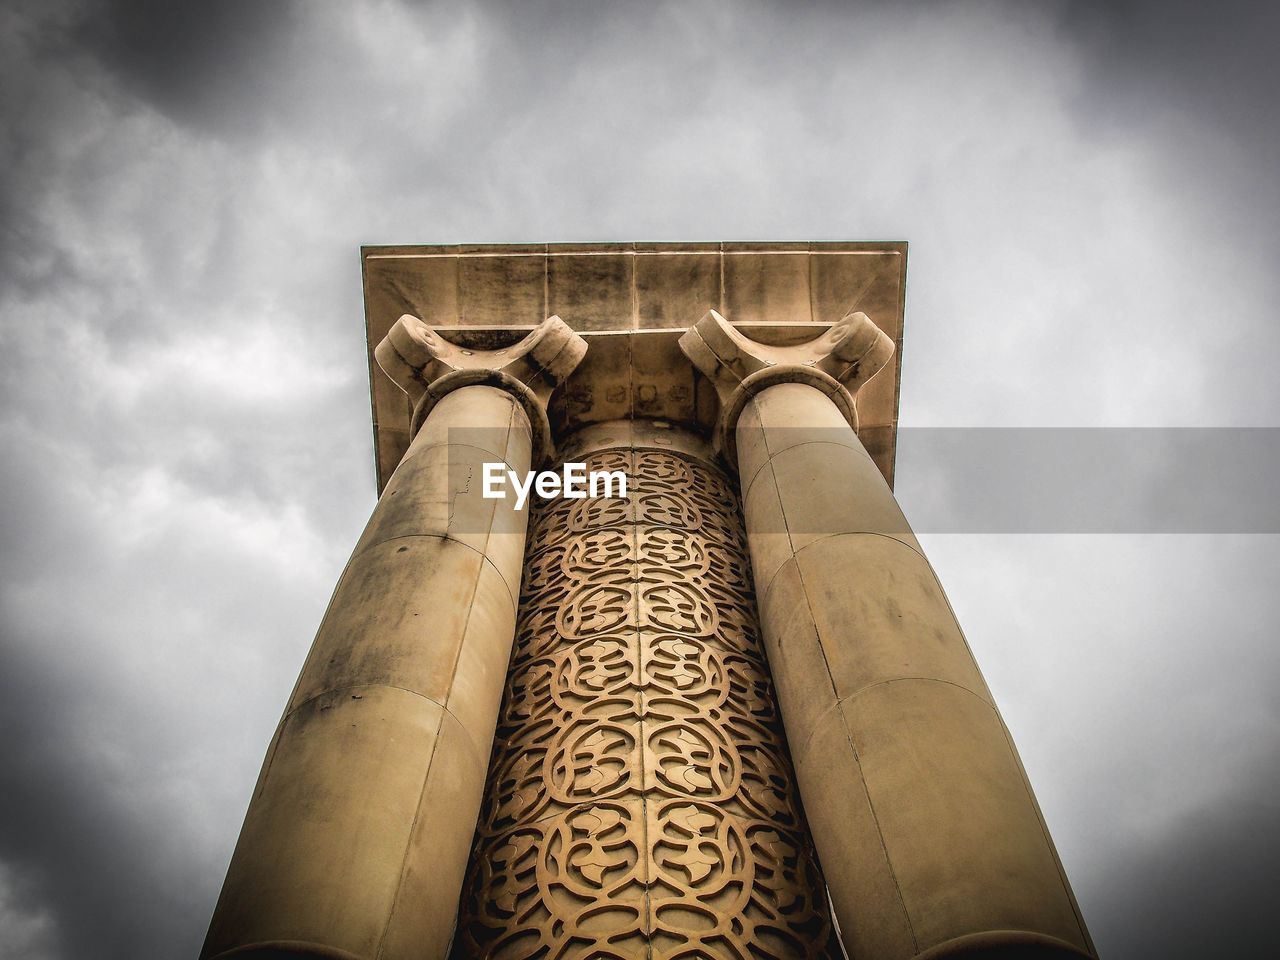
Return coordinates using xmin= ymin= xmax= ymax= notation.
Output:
xmin=678 ymin=308 xmax=894 ymax=459
xmin=375 ymin=314 xmax=587 ymax=463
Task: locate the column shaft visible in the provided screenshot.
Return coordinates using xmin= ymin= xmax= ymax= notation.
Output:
xmin=202 ymin=385 xmax=532 ymax=960
xmin=738 ymin=382 xmax=1095 ymax=960
xmin=454 ymin=423 xmax=839 ymax=959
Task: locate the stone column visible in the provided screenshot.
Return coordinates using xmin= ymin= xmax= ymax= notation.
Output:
xmin=681 ymin=311 xmax=1096 ymax=960
xmin=453 ymin=420 xmax=839 ymax=959
xmin=202 ymin=316 xmax=586 ymax=960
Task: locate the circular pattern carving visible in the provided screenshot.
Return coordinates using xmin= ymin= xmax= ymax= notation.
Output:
xmin=455 ymin=447 xmax=838 ymax=958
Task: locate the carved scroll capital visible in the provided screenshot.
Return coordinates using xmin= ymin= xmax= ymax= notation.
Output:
xmin=376 ymin=313 xmax=587 ymax=406
xmin=375 ymin=315 xmax=588 ymax=462
xmin=679 ymin=309 xmax=894 ymax=459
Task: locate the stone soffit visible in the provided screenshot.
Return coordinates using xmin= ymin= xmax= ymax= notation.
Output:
xmin=361 ymin=242 xmax=908 ymax=493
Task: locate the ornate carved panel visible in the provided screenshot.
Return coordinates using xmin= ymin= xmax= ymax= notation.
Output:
xmin=455 ymin=447 xmax=838 ymax=959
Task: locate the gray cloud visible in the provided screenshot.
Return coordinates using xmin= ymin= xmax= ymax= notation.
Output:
xmin=1064 ymin=0 xmax=1280 ymax=139
xmin=1085 ymin=747 xmax=1280 ymax=959
xmin=1 ymin=1 xmax=1277 ymax=957
xmin=925 ymin=531 xmax=1280 ymax=958
xmin=67 ymin=0 xmax=301 ymax=137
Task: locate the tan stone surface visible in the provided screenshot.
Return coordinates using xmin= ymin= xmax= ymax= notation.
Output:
xmin=209 ymin=237 xmax=1103 ymax=960
xmin=453 ymin=434 xmax=840 ymax=959
xmin=548 ymin=324 xmax=836 ymax=443
xmin=795 ymin=535 xmax=991 ymax=706
xmin=392 ymin=381 xmax=533 ymax=464
xmin=791 ymin=702 xmax=916 ymax=960
xmin=290 ymin=536 xmax=487 ymax=707
xmin=556 ymin=417 xmax=716 ymax=464
xmin=721 ymin=246 xmax=813 ymax=324
xmin=738 ymin=461 xmax=793 ymax=595
xmin=353 ymin=387 xmax=531 ymax=600
xmin=201 ymin=686 xmax=446 ymax=957
xmin=844 ymin=681 xmax=1086 ymax=948
xmin=756 ymin=557 xmax=838 ymax=740
xmin=547 ymin=252 xmax=635 ymax=330
xmin=380 ymin=709 xmax=490 ymax=957
xmin=375 ymin=314 xmax=586 ymax=467
xmin=459 ymin=250 xmax=545 ymax=327
xmin=680 ymin=308 xmax=894 ymax=412
xmin=735 ymin=377 xmax=854 ymax=486
xmin=688 ymin=315 xmax=1095 ymax=959
xmin=634 ymin=249 xmax=720 ymax=327
xmin=362 ymin=242 xmax=907 ymax=491
xmin=680 ymin=307 xmax=895 ymax=465
xmin=202 ymin=322 xmax=585 ymax=960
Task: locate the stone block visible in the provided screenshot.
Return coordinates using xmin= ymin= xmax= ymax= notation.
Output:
xmin=634 ymin=251 xmax=720 ymax=328
xmin=791 ymin=702 xmax=915 ymax=960
xmin=548 ymin=252 xmax=634 ymax=330
xmin=843 ymin=680 xmax=1091 ymax=953
xmin=459 ymin=253 xmax=546 ymax=326
xmin=722 ymin=247 xmax=812 ymax=325
xmin=202 ymin=688 xmax=444 ymax=958
xmin=809 ymin=249 xmax=904 ymax=338
xmin=757 ymin=556 xmax=835 ymax=743
xmin=795 ymin=534 xmax=989 ymax=704
xmin=740 ymin=462 xmax=793 ymax=597
xmin=766 ymin=441 xmax=918 ymax=549
xmin=290 ymin=537 xmax=487 ymax=710
xmin=380 ymin=709 xmax=490 ymax=958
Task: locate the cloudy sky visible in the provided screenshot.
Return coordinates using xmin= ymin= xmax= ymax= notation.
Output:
xmin=2 ymin=1 xmax=1277 ymax=957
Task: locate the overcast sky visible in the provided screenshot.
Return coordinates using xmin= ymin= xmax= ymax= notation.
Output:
xmin=1 ymin=1 xmax=1277 ymax=958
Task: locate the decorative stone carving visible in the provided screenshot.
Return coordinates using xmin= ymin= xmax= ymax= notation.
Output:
xmin=454 ymin=444 xmax=838 ymax=959
xmin=679 ymin=308 xmax=894 ymax=460
xmin=377 ymin=313 xmax=588 ymax=463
